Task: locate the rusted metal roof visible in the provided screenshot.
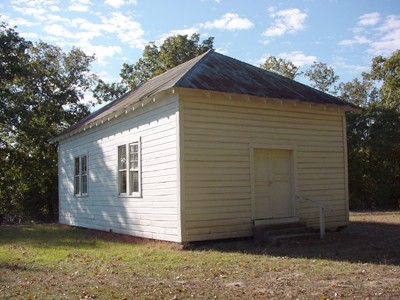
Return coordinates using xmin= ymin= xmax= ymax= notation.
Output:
xmin=51 ymin=50 xmax=356 ymax=142
xmin=176 ymin=51 xmax=352 ymax=106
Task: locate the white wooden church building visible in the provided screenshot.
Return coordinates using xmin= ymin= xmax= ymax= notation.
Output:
xmin=51 ymin=51 xmax=356 ymax=242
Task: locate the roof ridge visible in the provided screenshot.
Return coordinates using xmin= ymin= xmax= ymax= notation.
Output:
xmin=51 ymin=50 xmax=358 ymax=143
xmin=174 ymin=49 xmax=212 ymax=87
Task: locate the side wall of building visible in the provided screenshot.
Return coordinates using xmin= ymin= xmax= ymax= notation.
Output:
xmin=58 ymin=94 xmax=181 ymax=242
xmin=179 ymin=90 xmax=349 ymax=242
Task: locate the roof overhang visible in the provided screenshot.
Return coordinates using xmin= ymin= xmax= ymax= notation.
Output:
xmin=49 ymin=87 xmax=176 ymax=144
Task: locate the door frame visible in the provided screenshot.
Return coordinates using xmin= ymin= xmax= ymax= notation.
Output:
xmin=250 ymin=144 xmax=298 ymax=223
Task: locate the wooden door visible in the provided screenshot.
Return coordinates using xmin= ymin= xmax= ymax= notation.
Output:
xmin=254 ymin=149 xmax=293 ymax=220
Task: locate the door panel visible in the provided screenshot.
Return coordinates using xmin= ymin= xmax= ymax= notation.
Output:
xmin=254 ymin=150 xmax=272 ymax=219
xmin=254 ymin=149 xmax=293 ymax=220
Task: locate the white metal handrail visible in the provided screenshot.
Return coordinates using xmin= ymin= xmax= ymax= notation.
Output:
xmin=296 ymin=195 xmax=332 ymax=239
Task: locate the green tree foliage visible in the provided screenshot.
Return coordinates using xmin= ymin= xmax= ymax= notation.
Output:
xmin=0 ymin=23 xmax=96 ymax=219
xmin=304 ymin=61 xmax=340 ymax=93
xmin=336 ymin=77 xmax=379 ymax=107
xmin=93 ymin=33 xmax=214 ymax=103
xmin=347 ymin=104 xmax=400 ymax=209
xmin=260 ymin=56 xmax=302 ymax=80
xmin=365 ymin=50 xmax=400 ymax=111
xmin=343 ymin=50 xmax=400 ymax=209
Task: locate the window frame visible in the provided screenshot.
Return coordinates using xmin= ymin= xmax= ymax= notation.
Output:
xmin=118 ymin=139 xmax=141 ymax=197
xmin=118 ymin=145 xmax=127 ymax=195
xmin=74 ymin=157 xmax=80 ymax=196
xmin=74 ymin=154 xmax=88 ymax=197
xmin=81 ymin=155 xmax=88 ymax=195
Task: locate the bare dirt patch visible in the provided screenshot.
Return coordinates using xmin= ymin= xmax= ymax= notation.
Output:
xmin=351 ymin=210 xmax=400 ymax=224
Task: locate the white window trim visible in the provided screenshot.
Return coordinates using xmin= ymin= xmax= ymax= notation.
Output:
xmin=118 ymin=138 xmax=142 ymax=198
xmin=74 ymin=154 xmax=88 ymax=197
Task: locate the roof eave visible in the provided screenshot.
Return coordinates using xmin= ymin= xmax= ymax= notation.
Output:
xmin=49 ymin=87 xmax=176 ymax=144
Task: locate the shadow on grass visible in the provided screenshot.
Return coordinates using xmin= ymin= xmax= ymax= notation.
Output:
xmin=1 ymin=221 xmax=399 ymax=266
xmin=0 ymin=262 xmax=44 ymax=274
xmin=0 ymin=224 xmax=99 ymax=250
xmin=186 ymin=221 xmax=400 ymax=266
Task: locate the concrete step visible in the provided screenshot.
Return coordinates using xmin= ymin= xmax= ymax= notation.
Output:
xmin=269 ymin=232 xmax=320 ymax=244
xmin=254 ymin=221 xmax=307 ymax=231
xmin=253 ymin=221 xmax=319 ymax=243
xmin=267 ymin=226 xmax=316 ymax=237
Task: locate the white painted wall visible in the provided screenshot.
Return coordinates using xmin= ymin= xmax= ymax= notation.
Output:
xmin=58 ymin=93 xmax=181 ymax=242
xmin=180 ymin=90 xmax=349 ymax=242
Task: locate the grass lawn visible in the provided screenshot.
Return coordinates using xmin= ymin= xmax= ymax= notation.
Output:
xmin=1 ymin=212 xmax=399 ymax=299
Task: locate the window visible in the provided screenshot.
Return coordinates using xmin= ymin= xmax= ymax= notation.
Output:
xmin=74 ymin=155 xmax=88 ymax=196
xmin=118 ymin=141 xmax=141 ymax=196
xmin=74 ymin=157 xmax=80 ymax=195
xmin=81 ymin=155 xmax=87 ymax=195
xmin=118 ymin=146 xmax=127 ymax=194
xmin=129 ymin=143 xmax=139 ymax=194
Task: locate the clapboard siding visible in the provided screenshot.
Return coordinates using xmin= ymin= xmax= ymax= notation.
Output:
xmin=180 ymin=91 xmax=348 ymax=242
xmin=58 ymin=86 xmax=349 ymax=243
xmin=58 ymin=94 xmax=181 ymax=242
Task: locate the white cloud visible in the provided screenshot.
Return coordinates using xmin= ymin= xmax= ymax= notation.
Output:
xmin=215 ymin=47 xmax=228 ymax=54
xmin=104 ymin=0 xmax=137 ymax=8
xmin=370 ymin=14 xmax=400 ymax=55
xmin=156 ymin=27 xmax=199 ymax=45
xmin=14 ymin=17 xmax=36 ymax=27
xmin=70 ymin=17 xmax=100 ymax=31
xmin=201 ymin=13 xmax=254 ymax=31
xmin=263 ymin=7 xmax=307 ymax=39
xmin=340 ymin=13 xmax=400 ymax=57
xmin=358 ymin=12 xmax=381 ymax=26
xmin=278 ymin=51 xmax=317 ymax=67
xmin=2 ymin=16 xmax=36 ymax=27
xmin=38 ymin=14 xmax=72 ymax=24
xmin=43 ymin=24 xmax=75 ymax=38
xmin=100 ymin=12 xmax=146 ymax=49
xmin=256 ymin=51 xmax=316 ymax=68
xmin=12 ymin=0 xmax=60 ymax=16
xmin=68 ymin=18 xmax=104 ymax=43
xmin=12 ymin=5 xmax=47 ymax=16
xmin=376 ymin=14 xmax=400 ymax=34
xmin=96 ymin=70 xmax=117 ymax=82
xmin=164 ymin=27 xmax=199 ymax=37
xmin=334 ymin=56 xmax=369 ymax=74
xmin=339 ymin=35 xmax=371 ymax=46
xmin=76 ymin=30 xmax=102 ymax=44
xmin=10 ymin=0 xmax=146 ymax=50
xmin=69 ymin=0 xmax=92 ymax=12
xmin=83 ymin=45 xmax=122 ymax=65
xmin=21 ymin=32 xmax=39 ymax=39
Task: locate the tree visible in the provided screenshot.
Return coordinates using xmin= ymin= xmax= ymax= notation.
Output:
xmin=364 ymin=50 xmax=400 ymax=111
xmin=93 ymin=33 xmax=214 ymax=103
xmin=304 ymin=61 xmax=339 ymax=93
xmin=336 ymin=77 xmax=379 ymax=107
xmin=344 ymin=50 xmax=400 ymax=210
xmin=347 ymin=104 xmax=400 ymax=209
xmin=260 ymin=56 xmax=302 ymax=80
xmin=0 ymin=23 xmax=96 ymax=219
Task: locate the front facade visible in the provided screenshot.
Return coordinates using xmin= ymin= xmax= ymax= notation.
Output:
xmin=54 ymin=51 xmax=354 ymax=243
xmin=179 ymin=89 xmax=349 ymax=242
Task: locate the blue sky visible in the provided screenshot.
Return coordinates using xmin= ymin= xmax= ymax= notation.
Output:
xmin=1 ymin=0 xmax=400 ymax=90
